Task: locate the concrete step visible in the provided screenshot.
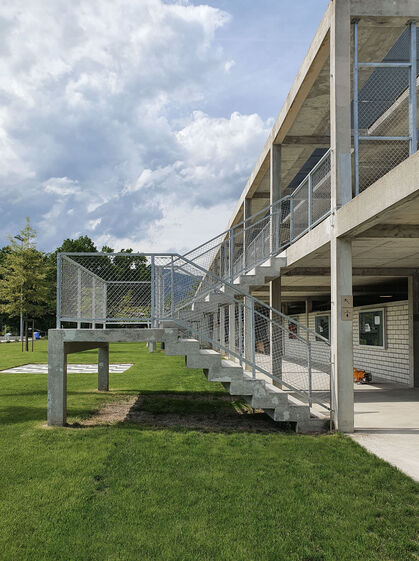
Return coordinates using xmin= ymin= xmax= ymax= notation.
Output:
xmin=186 ymin=348 xmax=222 ymax=369
xmin=165 ymin=338 xmax=200 ymax=356
xmin=205 ymin=360 xmax=244 ymax=382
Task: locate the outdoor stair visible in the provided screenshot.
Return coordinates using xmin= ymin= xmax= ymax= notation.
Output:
xmin=162 ymin=328 xmax=328 ymax=433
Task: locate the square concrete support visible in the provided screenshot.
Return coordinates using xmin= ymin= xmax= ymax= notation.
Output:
xmin=270 ymin=276 xmax=282 ymax=386
xmin=330 ymin=0 xmax=354 ymax=432
xmin=47 ymin=331 xmax=67 ymax=426
xmin=270 ymin=143 xmax=281 ymax=253
xmin=98 ymin=344 xmax=110 ymax=391
xmin=244 ymin=296 xmax=253 ymax=369
xmin=228 ymin=303 xmax=236 ymax=358
xmin=330 ymin=237 xmax=354 ymax=432
xmin=409 ymin=273 xmax=419 ymax=387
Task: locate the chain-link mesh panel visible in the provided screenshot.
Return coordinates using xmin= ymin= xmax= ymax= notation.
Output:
xmin=59 ymin=252 xmax=332 ymax=409
xmin=311 ymin=151 xmax=331 ymax=224
xmin=358 ymin=139 xmax=410 ymax=192
xmin=291 ymin=178 xmax=309 ymax=239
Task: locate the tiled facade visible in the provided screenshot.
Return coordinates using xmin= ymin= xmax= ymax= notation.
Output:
xmin=288 ymin=300 xmax=411 ymax=386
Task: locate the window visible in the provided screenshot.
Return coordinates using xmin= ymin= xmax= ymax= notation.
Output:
xmin=359 ymin=309 xmax=385 ymax=348
xmin=315 ymin=315 xmax=330 ymax=342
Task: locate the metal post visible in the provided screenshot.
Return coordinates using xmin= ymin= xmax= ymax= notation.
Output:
xmin=250 ymin=298 xmax=256 ymax=379
xmin=307 ymin=343 xmax=312 ymax=408
xmin=56 ymin=253 xmax=62 ymax=329
xmin=409 ymin=21 xmax=417 ymax=156
xmin=274 ymin=201 xmax=280 ymax=253
xmin=353 ymin=20 xmax=360 ymax=196
xmin=229 ymin=228 xmax=235 ymax=281
xmin=151 ymin=256 xmax=155 ymax=327
xmin=92 ymin=277 xmax=96 ymax=329
xmin=103 ymin=283 xmax=107 ymax=329
xmin=170 ymin=256 xmax=175 ymax=317
xmin=77 ymin=269 xmax=81 ymax=329
xmin=308 ymin=173 xmax=313 ymax=230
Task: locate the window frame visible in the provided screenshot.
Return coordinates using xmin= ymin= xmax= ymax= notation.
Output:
xmin=315 ymin=314 xmax=330 ymax=342
xmin=358 ymin=308 xmax=386 ymax=349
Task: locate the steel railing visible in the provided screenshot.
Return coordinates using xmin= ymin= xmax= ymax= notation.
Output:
xmin=183 ymin=149 xmax=331 ymax=283
xmin=57 ymin=251 xmax=332 ymax=410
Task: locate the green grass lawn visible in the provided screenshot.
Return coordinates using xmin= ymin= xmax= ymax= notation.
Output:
xmin=0 ymin=340 xmax=418 ymax=561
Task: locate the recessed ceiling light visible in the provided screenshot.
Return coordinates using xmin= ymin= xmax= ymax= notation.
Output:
xmin=379 ymin=295 xmax=392 ymax=298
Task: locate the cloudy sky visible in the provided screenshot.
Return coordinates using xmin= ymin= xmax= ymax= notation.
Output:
xmin=0 ymin=0 xmax=329 ymax=253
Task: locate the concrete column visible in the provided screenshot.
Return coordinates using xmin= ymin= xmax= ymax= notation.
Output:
xmin=408 ymin=273 xmax=419 ymax=387
xmin=330 ymin=0 xmax=354 ymax=432
xmin=47 ymin=331 xmax=67 ymax=426
xmin=330 ymin=0 xmax=352 ymax=210
xmin=98 ymin=344 xmax=109 ymax=391
xmin=330 ymin=237 xmax=354 ymax=432
xmin=270 ymin=276 xmax=282 ymax=386
xmin=244 ymin=296 xmax=253 ymax=369
xmin=243 ymin=198 xmax=252 ymax=270
xmin=228 ymin=303 xmax=236 ymax=357
xmin=270 ymin=143 xmax=281 ymax=252
xmin=219 ymin=306 xmax=226 ymax=352
xmin=305 ymin=298 xmax=313 ymax=339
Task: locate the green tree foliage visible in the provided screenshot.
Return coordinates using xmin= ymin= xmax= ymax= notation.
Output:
xmin=0 ymin=219 xmax=52 ymax=321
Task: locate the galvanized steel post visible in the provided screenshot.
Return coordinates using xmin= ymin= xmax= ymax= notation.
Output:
xmin=353 ymin=20 xmax=359 ymax=196
xmin=56 ymin=253 xmax=62 ymax=328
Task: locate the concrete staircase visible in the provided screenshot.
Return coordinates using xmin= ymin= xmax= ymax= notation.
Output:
xmin=162 ymin=327 xmax=329 ymax=433
xmin=232 ymin=255 xmax=286 ymax=292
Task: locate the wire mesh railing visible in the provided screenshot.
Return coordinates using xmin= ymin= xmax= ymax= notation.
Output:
xmin=57 ymin=252 xmax=332 ymax=410
xmin=182 ymin=149 xmax=331 ymax=283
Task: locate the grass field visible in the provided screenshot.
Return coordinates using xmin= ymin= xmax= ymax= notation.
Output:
xmin=0 ymin=339 xmax=418 ymax=561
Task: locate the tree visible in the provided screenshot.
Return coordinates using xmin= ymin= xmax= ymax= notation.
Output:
xmin=0 ymin=219 xmax=52 ymax=324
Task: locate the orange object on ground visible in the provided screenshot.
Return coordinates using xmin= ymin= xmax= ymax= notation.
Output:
xmin=353 ymin=368 xmax=372 ymax=384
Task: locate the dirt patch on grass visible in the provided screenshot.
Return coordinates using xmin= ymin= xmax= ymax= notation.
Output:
xmin=81 ymin=392 xmax=288 ymax=433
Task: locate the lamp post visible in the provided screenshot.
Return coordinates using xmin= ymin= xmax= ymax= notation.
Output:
xmin=14 ymin=234 xmax=24 ymax=344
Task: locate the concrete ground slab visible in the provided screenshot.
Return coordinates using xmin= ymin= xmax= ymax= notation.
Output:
xmin=0 ymin=363 xmax=133 ymax=374
xmin=351 ymin=383 xmax=419 ymax=482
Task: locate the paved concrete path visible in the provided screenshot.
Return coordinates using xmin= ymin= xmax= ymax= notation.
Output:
xmin=351 ymin=383 xmax=419 ymax=482
xmin=0 ymin=364 xmax=133 ymax=374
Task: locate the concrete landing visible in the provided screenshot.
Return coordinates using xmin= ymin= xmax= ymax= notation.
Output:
xmin=351 ymin=383 xmax=419 ymax=482
xmin=1 ymin=363 xmax=133 ymax=374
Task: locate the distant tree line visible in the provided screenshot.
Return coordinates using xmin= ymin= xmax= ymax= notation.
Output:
xmin=0 ymin=219 xmax=144 ymax=335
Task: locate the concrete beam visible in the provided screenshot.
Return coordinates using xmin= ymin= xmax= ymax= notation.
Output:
xmin=283 ymin=267 xmax=417 ymax=277
xmin=350 ymin=0 xmax=419 ymax=18
xmin=357 ymin=224 xmax=419 ymax=238
xmin=282 ymin=135 xmax=330 ymax=145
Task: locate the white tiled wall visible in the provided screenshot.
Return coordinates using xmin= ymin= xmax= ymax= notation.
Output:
xmin=288 ymin=300 xmax=411 ymax=385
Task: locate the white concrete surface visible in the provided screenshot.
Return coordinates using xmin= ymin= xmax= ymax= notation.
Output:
xmin=1 ymin=363 xmax=132 ymax=374
xmin=351 ymin=383 xmax=419 ymax=482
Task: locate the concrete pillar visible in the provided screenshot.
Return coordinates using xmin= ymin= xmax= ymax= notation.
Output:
xmin=228 ymin=303 xmax=236 ymax=357
xmin=330 ymin=238 xmax=354 ymax=432
xmin=47 ymin=331 xmax=67 ymax=426
xmin=243 ymin=198 xmax=252 ymax=270
xmin=98 ymin=344 xmax=109 ymax=391
xmin=408 ymin=273 xmax=419 ymax=387
xmin=270 ymin=143 xmax=281 ymax=252
xmin=148 ymin=342 xmax=156 ymax=352
xmin=270 ymin=276 xmax=282 ymax=386
xmin=219 ymin=306 xmax=226 ymax=352
xmin=244 ymin=296 xmax=253 ymax=369
xmin=305 ymin=298 xmax=312 ymax=339
xmin=330 ymin=0 xmax=354 ymax=432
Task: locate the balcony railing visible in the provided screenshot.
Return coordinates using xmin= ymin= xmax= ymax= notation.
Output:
xmin=184 ymin=148 xmax=331 ymax=283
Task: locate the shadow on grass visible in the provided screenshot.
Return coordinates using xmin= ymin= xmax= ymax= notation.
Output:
xmin=70 ymin=391 xmax=295 ymax=434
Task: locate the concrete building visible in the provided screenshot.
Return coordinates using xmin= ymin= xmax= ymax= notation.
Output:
xmin=216 ymin=0 xmax=419 ymax=433
xmin=50 ymin=0 xmax=419 ymax=456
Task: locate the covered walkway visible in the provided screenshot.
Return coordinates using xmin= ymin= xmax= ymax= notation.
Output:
xmin=351 ymin=383 xmax=419 ymax=482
